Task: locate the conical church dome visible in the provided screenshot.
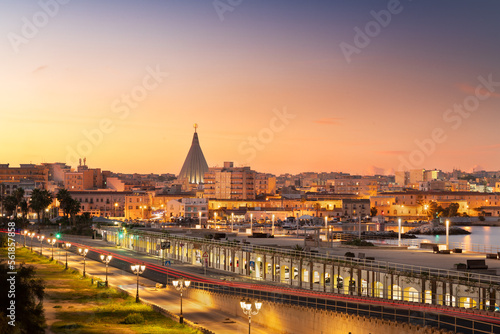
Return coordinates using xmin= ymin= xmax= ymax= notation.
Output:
xmin=178 ymin=124 xmax=208 ymax=184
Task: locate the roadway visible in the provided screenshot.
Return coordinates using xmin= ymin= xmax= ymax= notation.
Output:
xmin=24 ymin=236 xmax=276 ymax=334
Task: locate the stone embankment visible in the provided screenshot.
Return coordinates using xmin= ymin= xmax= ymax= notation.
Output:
xmin=362 ymin=230 xmax=417 ymax=239
xmin=407 ymin=224 xmax=471 ymax=235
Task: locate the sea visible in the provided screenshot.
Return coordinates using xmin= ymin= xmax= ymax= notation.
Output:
xmin=330 ymin=224 xmax=500 ymax=251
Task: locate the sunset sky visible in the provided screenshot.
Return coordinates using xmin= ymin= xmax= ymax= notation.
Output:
xmin=1 ymin=0 xmax=499 ymax=176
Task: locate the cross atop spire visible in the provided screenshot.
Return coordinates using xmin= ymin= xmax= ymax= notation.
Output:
xmin=194 ymin=123 xmax=198 ymax=133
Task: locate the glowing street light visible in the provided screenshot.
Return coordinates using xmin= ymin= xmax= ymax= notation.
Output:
xmin=78 ymin=248 xmax=89 ymax=277
xmin=398 ymin=218 xmax=402 ymax=247
xmin=47 ymin=238 xmax=56 ymax=261
xmin=272 ymin=214 xmax=275 ymax=236
xmin=172 ymin=277 xmax=191 ymax=323
xmin=22 ymin=230 xmax=28 ymax=247
xmin=64 ymin=242 xmax=71 ymax=269
xmin=198 ymin=211 xmax=202 ymax=227
xmin=240 ymin=298 xmax=262 ymax=334
xmin=446 ymin=219 xmax=450 ymax=250
xmin=114 ymin=202 xmax=118 ymax=216
xmin=100 ymin=254 xmax=113 ymax=287
xmin=37 ymin=235 xmax=45 ymax=256
xmin=231 ymin=212 xmax=234 ymax=232
xmin=250 ymin=213 xmax=253 ymax=232
xmin=28 ymin=232 xmax=35 ymax=252
xmin=358 ymin=211 xmax=362 ymax=239
xmin=131 ymin=264 xmax=146 ymax=302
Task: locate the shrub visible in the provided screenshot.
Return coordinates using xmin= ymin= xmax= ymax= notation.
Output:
xmin=122 ymin=312 xmax=145 ymax=324
xmin=344 ymin=238 xmax=374 ymax=247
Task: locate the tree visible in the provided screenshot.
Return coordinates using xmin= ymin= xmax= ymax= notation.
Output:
xmin=20 ymin=199 xmax=29 ymax=223
xmin=30 ymin=189 xmax=53 ymax=224
xmin=12 ymin=188 xmax=25 ymax=219
xmin=56 ymin=189 xmax=72 ymax=218
xmin=313 ymin=203 xmax=321 ymax=217
xmin=370 ymin=207 xmax=378 ymax=217
xmin=68 ymin=198 xmax=81 ymax=226
xmin=0 ymin=261 xmax=46 ymax=333
xmin=447 ymin=203 xmax=460 ymax=217
xmin=2 ymin=196 xmax=17 ymax=218
xmin=427 ymin=202 xmax=439 ymax=219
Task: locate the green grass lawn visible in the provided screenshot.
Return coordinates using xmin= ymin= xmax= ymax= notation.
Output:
xmin=9 ymin=247 xmax=202 ymax=334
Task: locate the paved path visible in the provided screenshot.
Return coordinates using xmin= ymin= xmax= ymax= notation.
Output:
xmin=48 ymin=240 xmax=276 ymax=334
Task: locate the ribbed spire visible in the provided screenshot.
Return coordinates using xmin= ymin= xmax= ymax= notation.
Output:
xmin=178 ymin=126 xmax=208 ymax=184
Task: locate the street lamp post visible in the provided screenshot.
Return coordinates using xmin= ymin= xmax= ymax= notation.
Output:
xmin=272 ymin=214 xmax=275 ymax=236
xmin=250 ymin=213 xmax=253 ymax=233
xmin=398 ymin=218 xmax=402 ymax=247
xmin=324 ymin=216 xmax=328 ymax=239
xmin=198 ymin=211 xmax=202 ymax=227
xmin=64 ymin=242 xmax=71 ymax=269
xmin=358 ymin=212 xmax=361 ymax=239
xmin=131 ymin=264 xmax=146 ymax=302
xmin=172 ymin=278 xmax=191 ymax=324
xmin=231 ymin=212 xmax=234 ymax=232
xmin=22 ymin=230 xmax=28 ymax=247
xmin=240 ymin=298 xmax=262 ymax=334
xmin=47 ymin=238 xmax=56 ymax=261
xmin=28 ymin=232 xmax=35 ymax=251
xmin=100 ymin=254 xmax=113 ymax=287
xmin=78 ymin=248 xmax=89 ymax=277
xmin=114 ymin=202 xmax=118 ymax=217
xmin=37 ymin=235 xmax=45 ymax=256
xmin=446 ymin=219 xmax=450 ymax=250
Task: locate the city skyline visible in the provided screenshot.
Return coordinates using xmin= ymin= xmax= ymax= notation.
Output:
xmin=1 ymin=1 xmax=500 ymax=175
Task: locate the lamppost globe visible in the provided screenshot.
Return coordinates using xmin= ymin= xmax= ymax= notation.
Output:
xmin=131 ymin=264 xmax=146 ymax=302
xmin=28 ymin=232 xmax=35 ymax=252
xmin=100 ymin=254 xmax=113 ymax=287
xmin=22 ymin=230 xmax=28 ymax=247
xmin=240 ymin=298 xmax=262 ymax=334
xmin=64 ymin=242 xmax=71 ymax=270
xmin=47 ymin=238 xmax=56 ymax=260
xmin=78 ymin=248 xmax=89 ymax=277
xmin=172 ymin=278 xmax=191 ymax=324
xmin=37 ymin=235 xmax=45 ymax=256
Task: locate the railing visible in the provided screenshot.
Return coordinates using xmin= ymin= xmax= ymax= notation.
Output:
xmin=372 ymin=239 xmax=500 ymax=255
xmin=101 ymin=227 xmax=500 ymax=286
xmin=190 ymin=281 xmax=499 ymax=334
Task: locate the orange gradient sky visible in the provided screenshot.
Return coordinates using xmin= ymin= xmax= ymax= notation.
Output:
xmin=1 ymin=1 xmax=499 ymax=175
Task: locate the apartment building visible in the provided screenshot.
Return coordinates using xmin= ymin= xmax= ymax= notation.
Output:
xmin=204 ymin=162 xmax=256 ymax=200
xmin=0 ymin=163 xmax=49 ymax=183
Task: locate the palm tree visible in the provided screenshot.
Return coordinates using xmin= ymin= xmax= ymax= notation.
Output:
xmin=68 ymin=198 xmax=81 ymax=226
xmin=12 ymin=187 xmax=25 ymax=219
xmin=31 ymin=189 xmax=53 ymax=224
xmin=56 ymin=189 xmax=72 ymax=218
xmin=20 ymin=199 xmax=29 ymax=224
xmin=2 ymin=196 xmax=17 ymax=218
